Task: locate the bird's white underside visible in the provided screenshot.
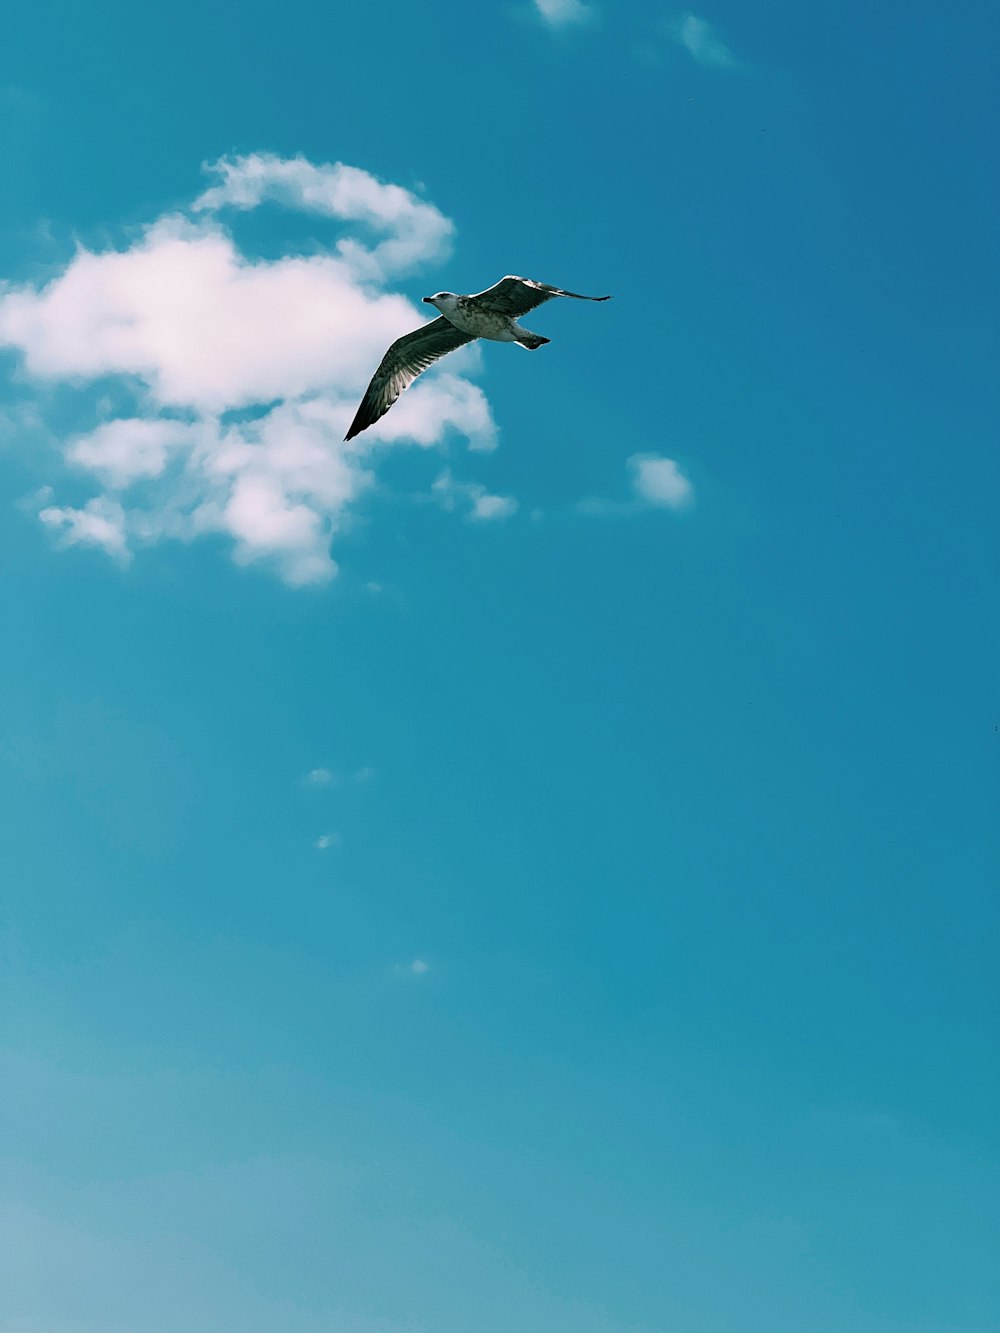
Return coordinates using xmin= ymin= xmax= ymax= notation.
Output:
xmin=431 ymin=296 xmax=521 ymax=342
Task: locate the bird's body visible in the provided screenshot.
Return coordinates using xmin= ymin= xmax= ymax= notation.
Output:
xmin=429 ymin=294 xmax=523 ymax=343
xmin=344 ymin=275 xmax=610 ymax=441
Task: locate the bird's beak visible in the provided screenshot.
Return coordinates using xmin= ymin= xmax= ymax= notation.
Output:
xmin=422 ymin=296 xmax=433 ymax=303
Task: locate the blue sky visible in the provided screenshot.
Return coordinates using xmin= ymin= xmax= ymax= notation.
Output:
xmin=1 ymin=1 xmax=997 ymax=1330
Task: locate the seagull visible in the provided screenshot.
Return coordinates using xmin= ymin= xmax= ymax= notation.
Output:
xmin=344 ymin=275 xmax=610 ymax=441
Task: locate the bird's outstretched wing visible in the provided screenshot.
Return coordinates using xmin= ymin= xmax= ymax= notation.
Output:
xmin=469 ymin=275 xmax=611 ymax=318
xmin=345 ymin=317 xmax=476 ymax=441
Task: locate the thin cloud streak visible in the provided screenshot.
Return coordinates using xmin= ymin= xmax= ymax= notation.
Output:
xmin=668 ymin=13 xmax=740 ymax=69
xmin=432 ymin=468 xmax=518 ymax=522
xmin=533 ymin=0 xmax=596 ymax=29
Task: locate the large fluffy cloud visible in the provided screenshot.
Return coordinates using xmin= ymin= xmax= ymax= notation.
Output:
xmin=0 ymin=154 xmax=497 ymax=584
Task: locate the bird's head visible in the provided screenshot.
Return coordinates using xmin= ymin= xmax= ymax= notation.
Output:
xmin=422 ymin=292 xmax=454 ymax=306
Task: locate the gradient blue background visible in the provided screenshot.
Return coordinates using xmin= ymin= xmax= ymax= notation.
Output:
xmin=2 ymin=2 xmax=997 ymax=1330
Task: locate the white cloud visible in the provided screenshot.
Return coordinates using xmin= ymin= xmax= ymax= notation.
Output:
xmin=0 ymin=215 xmax=436 ymax=415
xmin=314 ymin=833 xmax=341 ymax=851
xmin=471 ymin=492 xmax=518 ymax=522
xmin=66 ymin=417 xmax=191 ymax=487
xmin=192 ymin=153 xmax=454 ymax=277
xmin=669 ymin=13 xmax=739 ymax=68
xmin=38 ymin=496 xmax=130 ymax=559
xmin=628 ymin=453 xmax=694 ymax=509
xmin=534 ymin=0 xmax=595 ymax=27
xmin=305 ymin=765 xmax=373 ymax=789
xmin=0 ymin=154 xmax=498 ymax=584
xmin=432 ymin=468 xmax=518 ymax=522
xmin=578 ymin=453 xmax=694 ymax=515
xmin=392 ymin=957 xmax=431 ymax=978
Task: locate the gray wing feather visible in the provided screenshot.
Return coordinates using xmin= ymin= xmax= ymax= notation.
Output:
xmin=345 ymin=316 xmax=476 ymax=441
xmin=469 ymin=275 xmax=611 ymax=318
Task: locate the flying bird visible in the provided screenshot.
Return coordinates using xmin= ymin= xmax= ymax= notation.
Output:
xmin=344 ymin=275 xmax=610 ymax=441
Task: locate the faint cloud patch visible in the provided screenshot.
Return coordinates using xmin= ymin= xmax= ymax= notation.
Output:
xmin=303 ymin=765 xmax=373 ymax=787
xmin=314 ymin=832 xmax=341 ymax=851
xmin=666 ymin=13 xmax=740 ymax=69
xmin=533 ymin=0 xmax=597 ymax=28
xmin=629 ymin=453 xmax=694 ymax=509
xmin=0 ymin=401 xmax=53 ymax=455
xmin=578 ymin=452 xmax=694 ymax=515
xmin=432 ymin=468 xmax=518 ymax=522
xmin=39 ymin=496 xmax=130 ymax=560
xmin=472 ymin=492 xmax=518 ymax=521
xmin=393 ymin=958 xmax=430 ymax=977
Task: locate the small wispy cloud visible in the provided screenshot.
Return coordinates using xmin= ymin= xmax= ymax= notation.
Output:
xmin=629 ymin=453 xmax=694 ymax=509
xmin=303 ymin=764 xmax=373 ymax=787
xmin=393 ymin=957 xmax=431 ymax=978
xmin=533 ymin=0 xmax=596 ymax=28
xmin=668 ymin=13 xmax=739 ymax=69
xmin=471 ymin=492 xmax=518 ymax=522
xmin=432 ymin=469 xmax=518 ymax=522
xmin=578 ymin=452 xmax=694 ymax=515
xmin=38 ymin=496 xmax=130 ymax=560
xmin=314 ymin=832 xmax=341 ymax=851
xmin=193 ymin=153 xmax=455 ymax=277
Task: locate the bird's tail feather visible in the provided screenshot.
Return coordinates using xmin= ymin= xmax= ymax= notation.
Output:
xmin=516 ymin=333 xmax=550 ymax=351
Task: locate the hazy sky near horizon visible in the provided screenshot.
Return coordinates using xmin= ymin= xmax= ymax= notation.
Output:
xmin=1 ymin=2 xmax=997 ymax=1330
